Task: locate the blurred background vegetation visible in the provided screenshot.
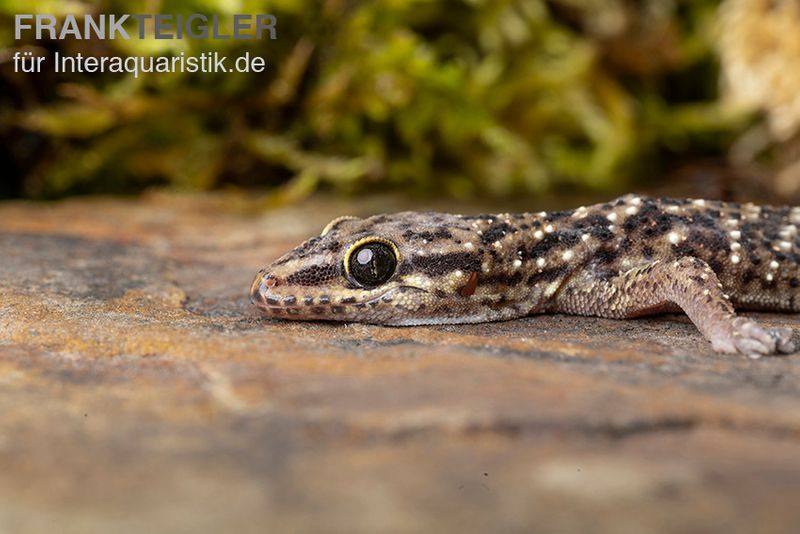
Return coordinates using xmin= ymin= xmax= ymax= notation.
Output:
xmin=1 ymin=0 xmax=799 ymax=202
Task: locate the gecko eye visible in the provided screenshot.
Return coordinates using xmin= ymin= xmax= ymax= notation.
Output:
xmin=344 ymin=238 xmax=399 ymax=287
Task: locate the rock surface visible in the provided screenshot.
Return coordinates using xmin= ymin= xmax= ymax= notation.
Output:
xmin=1 ymin=192 xmax=800 ymax=533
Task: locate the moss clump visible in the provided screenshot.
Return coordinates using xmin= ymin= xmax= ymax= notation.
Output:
xmin=1 ymin=0 xmax=737 ymax=200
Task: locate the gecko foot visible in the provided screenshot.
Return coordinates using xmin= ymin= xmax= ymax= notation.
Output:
xmin=712 ymin=317 xmax=796 ymax=358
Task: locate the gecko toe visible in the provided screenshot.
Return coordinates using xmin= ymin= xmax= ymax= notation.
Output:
xmin=730 ymin=317 xmax=778 ymax=356
xmin=724 ymin=318 xmax=797 ymax=357
xmin=769 ymin=327 xmax=795 ymax=354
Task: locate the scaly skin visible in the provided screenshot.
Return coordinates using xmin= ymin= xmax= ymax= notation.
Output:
xmin=251 ymin=195 xmax=800 ymax=358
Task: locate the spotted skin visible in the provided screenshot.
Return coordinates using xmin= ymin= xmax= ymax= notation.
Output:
xmin=251 ymin=195 xmax=800 ymax=358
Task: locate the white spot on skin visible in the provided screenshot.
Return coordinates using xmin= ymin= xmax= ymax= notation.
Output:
xmin=666 ymin=205 xmax=679 ymax=213
xmin=482 ymin=263 xmax=490 ymax=273
xmin=770 ymin=260 xmax=779 ymax=270
xmin=538 ymin=211 xmax=547 ymax=217
xmin=625 ymin=206 xmax=637 ymax=215
xmin=767 ymin=273 xmax=774 ymax=282
xmin=454 ymin=270 xmax=463 ymax=278
xmin=780 ymin=241 xmax=792 ymax=250
xmin=631 ymin=197 xmax=641 ymax=205
xmin=534 ymin=230 xmax=544 ymax=239
xmin=477 ymin=230 xmax=483 ymax=235
xmin=545 ymin=224 xmax=554 ymax=233
xmin=693 ymin=199 xmax=706 ymax=206
xmin=544 ymin=281 xmax=560 ymax=297
xmin=513 ymin=259 xmax=522 ymax=269
xmin=726 ymin=219 xmax=739 ymax=226
xmin=730 ymin=230 xmax=741 ymax=240
xmin=536 ymin=258 xmax=545 ymax=268
xmin=606 ymin=212 xmax=617 ymax=222
xmin=464 ymin=242 xmax=474 ymax=250
xmin=730 ymin=242 xmax=741 ymax=251
xmin=562 ymin=250 xmax=574 ymax=261
xmin=668 ymin=232 xmax=680 ymax=244
xmin=731 ymin=254 xmax=740 ymax=264
xmin=581 ymin=233 xmax=590 ymax=242
xmin=493 ymin=241 xmax=502 ymax=249
xmin=423 ymin=239 xmax=428 ymax=244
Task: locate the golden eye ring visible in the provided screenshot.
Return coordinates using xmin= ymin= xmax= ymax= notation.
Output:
xmin=343 ymin=237 xmax=401 ymax=287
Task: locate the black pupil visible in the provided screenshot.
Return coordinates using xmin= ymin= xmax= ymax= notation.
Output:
xmin=349 ymin=242 xmax=396 ymax=287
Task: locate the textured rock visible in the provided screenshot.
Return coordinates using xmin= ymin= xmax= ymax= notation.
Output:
xmin=1 ymin=192 xmax=800 ymax=533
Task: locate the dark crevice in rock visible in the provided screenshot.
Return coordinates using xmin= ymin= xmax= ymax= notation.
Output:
xmin=379 ymin=416 xmax=700 ymax=443
xmin=286 ymin=415 xmax=800 ymax=446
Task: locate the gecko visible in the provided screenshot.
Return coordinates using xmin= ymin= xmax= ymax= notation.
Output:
xmin=250 ymin=195 xmax=800 ymax=358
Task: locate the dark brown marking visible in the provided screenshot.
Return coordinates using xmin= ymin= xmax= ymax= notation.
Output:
xmin=481 ymin=223 xmax=511 ymax=245
xmin=414 ymin=252 xmax=482 ymax=276
xmin=286 ymin=264 xmax=338 ymax=286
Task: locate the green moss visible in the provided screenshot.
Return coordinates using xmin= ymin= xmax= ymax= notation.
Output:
xmin=0 ymin=0 xmax=734 ymax=200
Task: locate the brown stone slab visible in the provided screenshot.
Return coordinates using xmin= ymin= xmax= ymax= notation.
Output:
xmin=1 ymin=193 xmax=800 ymax=533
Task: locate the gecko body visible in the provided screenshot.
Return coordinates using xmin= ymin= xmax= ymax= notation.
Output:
xmin=251 ymin=195 xmax=800 ymax=357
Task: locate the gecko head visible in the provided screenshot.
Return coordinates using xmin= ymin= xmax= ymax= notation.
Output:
xmin=250 ymin=212 xmax=492 ymax=324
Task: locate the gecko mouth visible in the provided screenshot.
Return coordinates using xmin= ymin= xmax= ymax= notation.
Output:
xmin=250 ymin=279 xmax=428 ymax=319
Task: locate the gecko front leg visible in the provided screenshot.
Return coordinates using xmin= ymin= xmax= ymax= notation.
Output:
xmin=551 ymin=257 xmax=796 ymax=357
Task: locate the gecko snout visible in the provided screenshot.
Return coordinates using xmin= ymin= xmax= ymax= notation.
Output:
xmin=250 ymin=270 xmax=279 ymax=306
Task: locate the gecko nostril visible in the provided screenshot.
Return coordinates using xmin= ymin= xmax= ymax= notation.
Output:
xmin=264 ymin=272 xmax=278 ymax=288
